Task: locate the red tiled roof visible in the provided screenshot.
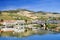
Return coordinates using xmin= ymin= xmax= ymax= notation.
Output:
xmin=3 ymin=20 xmax=16 ymax=23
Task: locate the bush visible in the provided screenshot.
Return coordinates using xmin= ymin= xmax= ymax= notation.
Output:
xmin=33 ymin=24 xmax=41 ymax=27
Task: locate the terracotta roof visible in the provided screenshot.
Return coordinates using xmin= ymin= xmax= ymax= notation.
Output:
xmin=3 ymin=20 xmax=16 ymax=23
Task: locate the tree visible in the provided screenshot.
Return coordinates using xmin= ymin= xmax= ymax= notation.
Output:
xmin=0 ymin=11 xmax=2 ymax=16
xmin=0 ymin=11 xmax=1 ymax=14
xmin=0 ymin=19 xmax=4 ymax=22
xmin=25 ymin=19 xmax=27 ymax=24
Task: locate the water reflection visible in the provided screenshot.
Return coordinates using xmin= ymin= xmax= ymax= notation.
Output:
xmin=0 ymin=34 xmax=60 ymax=40
xmin=0 ymin=30 xmax=57 ymax=38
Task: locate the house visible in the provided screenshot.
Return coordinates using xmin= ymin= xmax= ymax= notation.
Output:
xmin=2 ymin=20 xmax=16 ymax=26
xmin=48 ymin=20 xmax=60 ymax=24
xmin=13 ymin=25 xmax=25 ymax=32
xmin=31 ymin=20 xmax=45 ymax=24
xmin=1 ymin=28 xmax=14 ymax=32
xmin=2 ymin=20 xmax=25 ymax=26
xmin=0 ymin=20 xmax=26 ymax=32
xmin=16 ymin=20 xmax=25 ymax=25
xmin=1 ymin=25 xmax=25 ymax=32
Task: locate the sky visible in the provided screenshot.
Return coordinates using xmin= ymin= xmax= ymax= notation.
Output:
xmin=0 ymin=0 xmax=60 ymax=13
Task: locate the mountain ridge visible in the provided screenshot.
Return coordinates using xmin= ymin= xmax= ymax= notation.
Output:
xmin=0 ymin=9 xmax=60 ymax=20
xmin=0 ymin=9 xmax=60 ymax=14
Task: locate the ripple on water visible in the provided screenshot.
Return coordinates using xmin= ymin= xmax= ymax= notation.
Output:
xmin=0 ymin=34 xmax=60 ymax=40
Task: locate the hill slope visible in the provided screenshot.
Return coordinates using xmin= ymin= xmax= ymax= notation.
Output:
xmin=0 ymin=9 xmax=60 ymax=20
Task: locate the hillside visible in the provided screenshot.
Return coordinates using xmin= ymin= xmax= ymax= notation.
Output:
xmin=0 ymin=9 xmax=60 ymax=20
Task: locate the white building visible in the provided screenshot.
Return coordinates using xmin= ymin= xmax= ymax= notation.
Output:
xmin=16 ymin=20 xmax=25 ymax=25
xmin=13 ymin=25 xmax=25 ymax=32
xmin=1 ymin=28 xmax=14 ymax=31
xmin=1 ymin=25 xmax=26 ymax=32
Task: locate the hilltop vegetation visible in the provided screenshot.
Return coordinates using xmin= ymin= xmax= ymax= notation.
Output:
xmin=0 ymin=9 xmax=60 ymax=20
xmin=0 ymin=9 xmax=32 ymax=20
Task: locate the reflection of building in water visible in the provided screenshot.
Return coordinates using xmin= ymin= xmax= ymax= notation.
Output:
xmin=40 ymin=23 xmax=48 ymax=30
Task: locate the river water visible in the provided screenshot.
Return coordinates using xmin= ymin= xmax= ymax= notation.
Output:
xmin=0 ymin=34 xmax=60 ymax=40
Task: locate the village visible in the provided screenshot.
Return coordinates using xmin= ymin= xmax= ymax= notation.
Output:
xmin=0 ymin=19 xmax=45 ymax=33
xmin=0 ymin=19 xmax=45 ymax=37
xmin=0 ymin=19 xmax=60 ymax=32
xmin=0 ymin=9 xmax=60 ymax=37
xmin=0 ymin=19 xmax=60 ymax=37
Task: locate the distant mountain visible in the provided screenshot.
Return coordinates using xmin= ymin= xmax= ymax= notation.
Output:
xmin=52 ymin=12 xmax=60 ymax=14
xmin=1 ymin=9 xmax=60 ymax=14
xmin=0 ymin=9 xmax=60 ymax=20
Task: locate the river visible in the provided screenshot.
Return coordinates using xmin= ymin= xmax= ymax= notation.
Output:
xmin=0 ymin=34 xmax=60 ymax=40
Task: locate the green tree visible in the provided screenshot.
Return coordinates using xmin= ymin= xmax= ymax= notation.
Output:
xmin=0 ymin=19 xmax=4 ymax=22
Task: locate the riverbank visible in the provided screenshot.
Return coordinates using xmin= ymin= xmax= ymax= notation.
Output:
xmin=0 ymin=29 xmax=55 ymax=38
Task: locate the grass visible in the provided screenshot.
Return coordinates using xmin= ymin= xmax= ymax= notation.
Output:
xmin=0 ymin=13 xmax=32 ymax=20
xmin=1 ymin=31 xmax=13 ymax=37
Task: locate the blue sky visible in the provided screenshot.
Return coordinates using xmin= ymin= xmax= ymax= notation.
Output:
xmin=0 ymin=0 xmax=60 ymax=13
